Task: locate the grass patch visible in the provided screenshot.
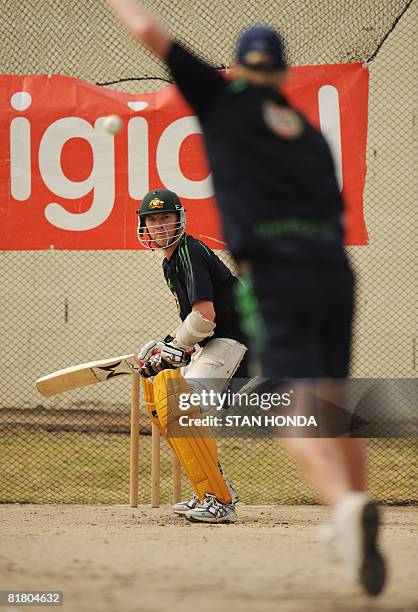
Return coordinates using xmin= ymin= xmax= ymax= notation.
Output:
xmin=1 ymin=430 xmax=416 ymax=505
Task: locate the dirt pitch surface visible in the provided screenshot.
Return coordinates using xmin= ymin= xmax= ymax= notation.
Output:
xmin=1 ymin=505 xmax=417 ymax=612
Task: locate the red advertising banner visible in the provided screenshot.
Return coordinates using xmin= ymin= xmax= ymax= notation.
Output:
xmin=0 ymin=64 xmax=368 ymax=250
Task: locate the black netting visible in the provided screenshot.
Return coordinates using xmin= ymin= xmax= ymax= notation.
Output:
xmin=0 ymin=1 xmax=413 ymax=90
xmin=0 ymin=0 xmax=416 ymax=505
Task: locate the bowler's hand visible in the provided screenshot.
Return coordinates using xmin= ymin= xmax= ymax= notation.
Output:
xmin=107 ymin=0 xmax=172 ymax=60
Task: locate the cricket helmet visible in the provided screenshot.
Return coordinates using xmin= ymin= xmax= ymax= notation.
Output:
xmin=137 ymin=188 xmax=186 ymax=249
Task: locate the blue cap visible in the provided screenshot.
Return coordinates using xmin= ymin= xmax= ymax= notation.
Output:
xmin=236 ymin=25 xmax=286 ymax=71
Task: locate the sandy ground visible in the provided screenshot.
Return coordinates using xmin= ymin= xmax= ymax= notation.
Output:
xmin=0 ymin=505 xmax=417 ymax=612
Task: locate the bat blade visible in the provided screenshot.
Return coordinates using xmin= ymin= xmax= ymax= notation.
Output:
xmin=36 ymin=354 xmax=140 ymax=398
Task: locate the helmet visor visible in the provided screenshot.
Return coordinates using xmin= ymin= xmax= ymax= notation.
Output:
xmin=137 ymin=217 xmax=184 ymax=250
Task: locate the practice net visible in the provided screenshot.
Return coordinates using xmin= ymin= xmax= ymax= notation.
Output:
xmin=0 ymin=0 xmax=416 ymax=505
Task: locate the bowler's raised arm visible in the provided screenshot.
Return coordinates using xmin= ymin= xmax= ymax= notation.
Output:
xmin=107 ymin=0 xmax=172 ymax=60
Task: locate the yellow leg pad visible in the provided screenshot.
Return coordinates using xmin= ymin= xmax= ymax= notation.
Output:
xmin=153 ymin=369 xmax=232 ymax=504
xmin=143 ymin=376 xmax=200 ymax=496
xmin=142 ymin=377 xmax=160 ymax=426
xmin=142 ymin=377 xmax=176 ymax=451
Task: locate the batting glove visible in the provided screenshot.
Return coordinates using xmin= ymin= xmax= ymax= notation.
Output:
xmin=139 ymin=353 xmax=174 ymax=378
xmin=137 ymin=339 xmax=160 ymax=362
xmin=157 ymin=339 xmax=192 ymax=368
xmin=137 ymin=340 xmax=161 ymax=378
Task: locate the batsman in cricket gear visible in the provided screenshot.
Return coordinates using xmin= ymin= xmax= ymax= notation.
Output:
xmin=108 ymin=0 xmax=386 ymax=595
xmin=136 ymin=188 xmax=247 ymax=524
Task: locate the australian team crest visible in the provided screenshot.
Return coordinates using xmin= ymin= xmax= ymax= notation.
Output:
xmin=148 ymin=198 xmax=165 ymax=209
xmin=263 ymin=102 xmax=304 ymax=139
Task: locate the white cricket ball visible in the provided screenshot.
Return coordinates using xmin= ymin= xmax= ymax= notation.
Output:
xmin=103 ymin=114 xmax=124 ymax=134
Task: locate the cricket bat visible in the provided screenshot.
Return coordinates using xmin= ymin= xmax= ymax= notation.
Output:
xmin=36 ymin=354 xmax=140 ymax=398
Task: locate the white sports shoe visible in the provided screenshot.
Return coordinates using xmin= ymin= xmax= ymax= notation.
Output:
xmin=321 ymin=492 xmax=386 ymax=596
xmin=225 ymin=479 xmax=239 ymax=505
xmin=173 ymin=494 xmax=200 ymax=515
xmin=185 ymin=493 xmax=237 ymax=524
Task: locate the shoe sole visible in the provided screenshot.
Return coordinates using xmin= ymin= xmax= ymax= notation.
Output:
xmin=360 ymin=502 xmax=386 ymax=596
xmin=186 ymin=514 xmax=236 ymax=524
xmin=173 ymin=506 xmax=199 ymax=515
